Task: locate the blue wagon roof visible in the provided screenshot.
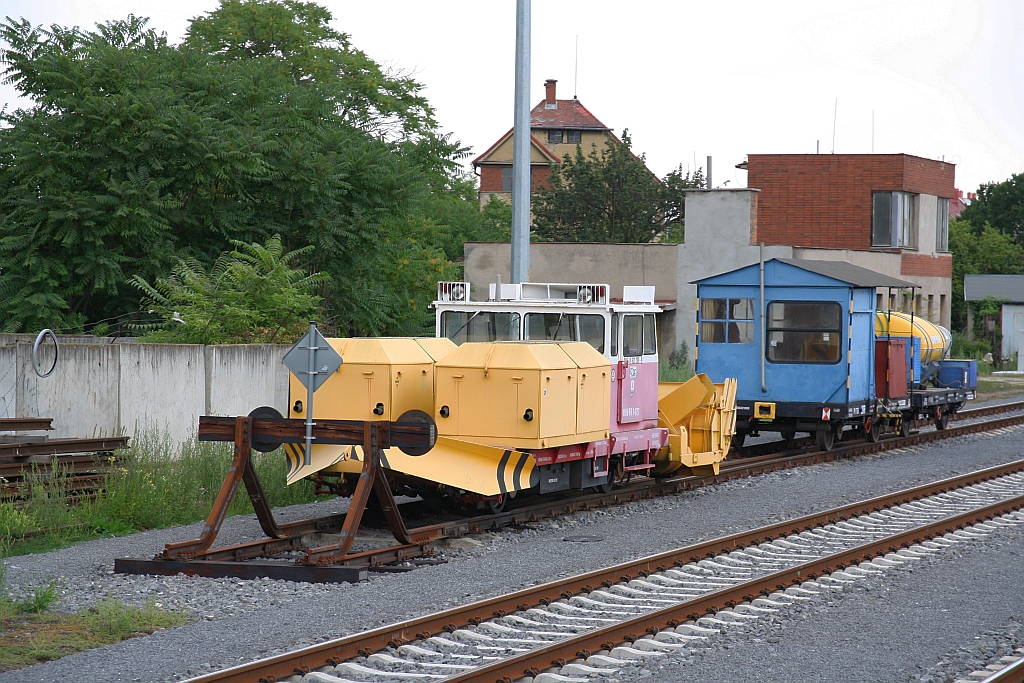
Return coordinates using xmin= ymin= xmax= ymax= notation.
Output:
xmin=693 ymin=258 xmax=916 ymax=289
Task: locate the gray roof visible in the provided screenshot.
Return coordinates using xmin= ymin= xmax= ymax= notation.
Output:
xmin=775 ymin=258 xmax=916 ymax=289
xmin=964 ymin=274 xmax=1024 ymax=303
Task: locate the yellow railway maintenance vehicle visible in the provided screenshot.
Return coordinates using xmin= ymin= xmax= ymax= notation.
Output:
xmin=283 ymin=282 xmax=738 ymax=512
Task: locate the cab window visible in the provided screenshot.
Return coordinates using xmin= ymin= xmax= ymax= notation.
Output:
xmin=700 ymin=298 xmax=754 ymax=344
xmin=766 ymin=301 xmax=842 ymax=363
xmin=622 ymin=315 xmax=644 ymax=357
xmin=524 ymin=313 xmax=606 ymax=354
xmin=441 ymin=311 xmax=520 ymax=344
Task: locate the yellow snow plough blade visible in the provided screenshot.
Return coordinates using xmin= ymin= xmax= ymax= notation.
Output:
xmin=285 ymin=437 xmax=535 ymax=497
xmin=653 ymin=374 xmax=738 ymax=477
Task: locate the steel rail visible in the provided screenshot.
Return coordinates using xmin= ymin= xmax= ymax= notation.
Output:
xmin=184 ymin=457 xmax=1024 ymax=683
xmin=981 ymin=656 xmax=1024 ymax=683
xmin=155 ymin=407 xmax=1024 ymax=576
xmin=413 ymin=407 xmax=1024 ymax=542
xmin=731 ymin=398 xmax=1024 ymax=459
xmin=444 ymin=490 xmax=1024 ymax=683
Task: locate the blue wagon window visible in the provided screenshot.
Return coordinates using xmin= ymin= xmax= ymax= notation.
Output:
xmin=766 ymin=301 xmax=842 ymax=364
xmin=700 ymin=298 xmax=754 ymax=344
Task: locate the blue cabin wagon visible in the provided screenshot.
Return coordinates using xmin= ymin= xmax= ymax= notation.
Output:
xmin=694 ymin=258 xmax=972 ymax=451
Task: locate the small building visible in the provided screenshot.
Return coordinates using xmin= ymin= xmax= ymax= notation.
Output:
xmin=964 ymin=274 xmax=1024 ymax=362
xmin=742 ymin=153 xmax=955 ymax=327
xmin=472 ymin=79 xmax=621 ymax=207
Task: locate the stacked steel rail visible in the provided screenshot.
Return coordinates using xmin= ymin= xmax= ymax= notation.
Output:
xmin=0 ymin=417 xmax=128 ymax=500
xmin=182 ymin=457 xmax=1024 ymax=683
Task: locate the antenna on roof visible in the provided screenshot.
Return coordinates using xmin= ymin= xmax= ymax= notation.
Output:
xmin=831 ymin=98 xmax=838 ymax=154
xmin=574 ymin=35 xmax=579 ymax=99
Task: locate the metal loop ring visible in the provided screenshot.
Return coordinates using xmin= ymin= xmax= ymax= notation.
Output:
xmin=32 ymin=329 xmax=59 ymax=378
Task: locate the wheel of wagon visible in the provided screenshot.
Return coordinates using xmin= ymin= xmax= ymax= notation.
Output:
xmin=899 ymin=414 xmax=912 ymax=437
xmin=832 ymin=421 xmax=845 ymax=444
xmin=934 ymin=406 xmax=949 ymax=431
xmin=487 ymin=494 xmax=508 ymax=514
xmin=865 ymin=418 xmax=882 ymax=443
xmin=815 ymin=425 xmax=835 ymax=452
xmin=780 ymin=430 xmax=797 ymax=448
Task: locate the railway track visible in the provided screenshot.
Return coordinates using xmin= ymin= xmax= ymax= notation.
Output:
xmin=118 ymin=399 xmax=1024 ymax=584
xmin=405 ymin=399 xmax=1024 ymax=547
xmin=183 ymin=454 xmax=1024 ymax=683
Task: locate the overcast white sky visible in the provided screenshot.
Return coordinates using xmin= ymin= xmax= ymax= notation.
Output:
xmin=2 ymin=0 xmax=1021 ymax=193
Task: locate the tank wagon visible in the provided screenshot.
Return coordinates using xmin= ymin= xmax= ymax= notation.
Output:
xmin=282 ymin=282 xmax=738 ymax=511
xmin=694 ymin=259 xmax=976 ymax=451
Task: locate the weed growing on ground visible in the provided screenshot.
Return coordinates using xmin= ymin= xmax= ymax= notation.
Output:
xmin=0 ymin=429 xmax=328 ymax=556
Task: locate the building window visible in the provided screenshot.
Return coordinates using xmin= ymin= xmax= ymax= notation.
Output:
xmin=501 ymin=166 xmax=512 ymax=192
xmin=766 ymin=301 xmax=842 ymax=364
xmin=936 ymin=197 xmax=949 ymax=251
xmin=872 ymin=191 xmax=917 ymax=249
xmin=547 ymin=130 xmax=563 ymax=143
xmin=567 ymin=130 xmax=581 ymax=143
xmin=700 ymin=298 xmax=755 ymax=344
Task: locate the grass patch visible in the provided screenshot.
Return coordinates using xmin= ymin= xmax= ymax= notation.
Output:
xmin=0 ymin=599 xmax=189 ymax=672
xmin=976 ymin=377 xmax=1024 ymax=403
xmin=1 ymin=430 xmax=331 ymax=556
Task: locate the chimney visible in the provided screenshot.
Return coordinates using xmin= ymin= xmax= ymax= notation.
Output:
xmin=545 ymin=79 xmax=557 ymax=108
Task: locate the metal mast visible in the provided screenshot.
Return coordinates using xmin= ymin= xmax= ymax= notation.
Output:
xmin=510 ymin=0 xmax=531 ymax=284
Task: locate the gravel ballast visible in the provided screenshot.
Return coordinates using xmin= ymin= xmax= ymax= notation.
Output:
xmin=614 ymin=504 xmax=1024 ymax=683
xmin=2 ymin=422 xmax=1023 ymax=682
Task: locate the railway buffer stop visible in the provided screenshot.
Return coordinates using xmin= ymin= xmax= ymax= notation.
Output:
xmin=695 ymin=258 xmax=975 ymax=451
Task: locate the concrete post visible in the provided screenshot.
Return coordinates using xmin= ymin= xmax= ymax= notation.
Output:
xmin=510 ymin=0 xmax=531 ymax=284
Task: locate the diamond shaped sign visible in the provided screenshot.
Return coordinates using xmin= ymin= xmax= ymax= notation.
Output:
xmin=282 ymin=326 xmax=342 ymax=392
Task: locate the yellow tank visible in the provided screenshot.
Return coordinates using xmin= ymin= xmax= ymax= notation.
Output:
xmin=874 ymin=311 xmax=952 ymax=364
xmin=433 ymin=341 xmax=611 ymax=450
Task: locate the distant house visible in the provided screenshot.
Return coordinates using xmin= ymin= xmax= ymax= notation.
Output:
xmin=964 ymin=274 xmax=1024 ymax=363
xmin=740 ymin=153 xmax=956 ymax=327
xmin=472 ymin=79 xmax=618 ymax=207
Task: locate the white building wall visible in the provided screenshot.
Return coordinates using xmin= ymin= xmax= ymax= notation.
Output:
xmin=678 ymin=189 xmax=792 ymax=362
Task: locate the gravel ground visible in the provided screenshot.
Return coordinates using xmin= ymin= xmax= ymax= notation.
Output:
xmin=2 ymin=422 xmax=1024 ymax=682
xmin=613 ymin=504 xmax=1024 ymax=683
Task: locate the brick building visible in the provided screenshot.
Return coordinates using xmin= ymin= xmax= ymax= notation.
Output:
xmin=472 ymin=79 xmax=618 ymax=207
xmin=741 ymin=154 xmax=955 ymax=326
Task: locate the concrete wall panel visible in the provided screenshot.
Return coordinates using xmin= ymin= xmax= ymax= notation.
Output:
xmin=119 ymin=344 xmax=206 ymax=439
xmin=18 ymin=342 xmax=121 ymax=438
xmin=0 ymin=345 xmax=16 ymax=419
xmin=205 ymin=345 xmax=290 ymax=418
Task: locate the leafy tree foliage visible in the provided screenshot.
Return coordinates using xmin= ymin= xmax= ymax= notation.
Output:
xmin=0 ymin=1 xmax=496 ymax=337
xmin=132 ymin=235 xmax=327 ymax=344
xmin=959 ymin=173 xmax=1024 ymax=245
xmin=532 ymin=132 xmax=703 ymax=243
xmin=948 ymin=219 xmax=1024 ymax=330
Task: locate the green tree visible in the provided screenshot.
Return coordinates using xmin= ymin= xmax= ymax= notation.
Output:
xmin=532 ymin=131 xmax=666 ymax=243
xmin=948 ymin=218 xmax=1024 ymax=330
xmin=0 ymin=1 xmax=477 ymax=337
xmin=660 ymin=165 xmax=706 ymax=243
xmin=132 ymin=235 xmax=326 ymax=344
xmin=959 ymin=173 xmax=1024 ymax=244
